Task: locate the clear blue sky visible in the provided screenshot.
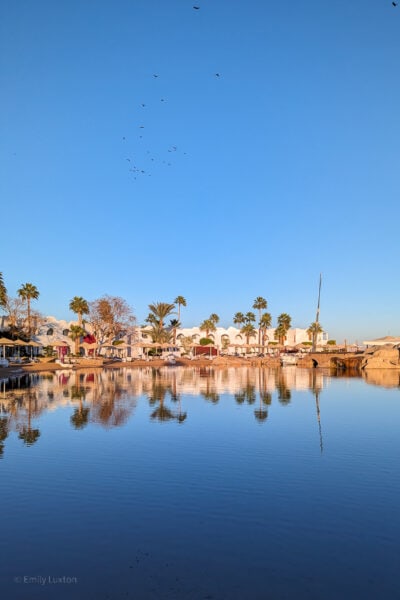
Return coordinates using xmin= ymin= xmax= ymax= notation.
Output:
xmin=1 ymin=0 xmax=399 ymax=343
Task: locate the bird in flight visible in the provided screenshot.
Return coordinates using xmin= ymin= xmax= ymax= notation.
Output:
xmin=393 ymin=1 xmax=398 ymax=5
xmin=193 ymin=6 xmax=200 ymax=10
xmin=215 ymin=73 xmax=220 ymax=78
xmin=153 ymin=74 xmax=159 ymax=78
xmin=141 ymin=103 xmax=146 ymax=107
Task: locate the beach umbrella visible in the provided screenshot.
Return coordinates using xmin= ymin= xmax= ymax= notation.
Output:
xmin=10 ymin=339 xmax=30 ymax=359
xmin=0 ymin=337 xmax=16 ymax=359
xmin=79 ymin=341 xmax=99 ymax=356
xmin=26 ymin=340 xmax=42 ymax=359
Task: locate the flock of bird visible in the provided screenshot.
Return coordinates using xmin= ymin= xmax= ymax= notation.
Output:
xmin=122 ymin=4 xmax=222 ymax=181
xmin=121 ymin=2 xmax=397 ymax=181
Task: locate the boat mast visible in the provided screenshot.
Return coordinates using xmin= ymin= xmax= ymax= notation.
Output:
xmin=312 ymin=273 xmax=322 ymax=352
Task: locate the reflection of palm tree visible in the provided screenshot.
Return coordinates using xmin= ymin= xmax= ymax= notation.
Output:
xmin=235 ymin=391 xmax=246 ymax=404
xmin=275 ymin=370 xmax=291 ymax=405
xmin=70 ymin=394 xmax=90 ymax=429
xmin=18 ymin=393 xmax=40 ymax=445
xmin=148 ymin=370 xmax=187 ymax=422
xmin=254 ymin=407 xmax=268 ymax=422
xmin=71 ymin=406 xmax=90 ymax=429
xmin=0 ymin=416 xmax=10 ymax=457
xmin=201 ymin=374 xmax=219 ymax=403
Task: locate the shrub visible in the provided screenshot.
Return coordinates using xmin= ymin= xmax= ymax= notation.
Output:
xmin=327 ymin=340 xmax=337 ymax=345
xmin=199 ymin=338 xmax=214 ymax=346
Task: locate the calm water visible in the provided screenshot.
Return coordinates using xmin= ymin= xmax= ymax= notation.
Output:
xmin=1 ymin=366 xmax=399 ymax=600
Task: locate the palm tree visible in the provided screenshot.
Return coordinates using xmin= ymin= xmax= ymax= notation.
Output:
xmin=277 ymin=313 xmax=291 ymax=332
xmin=274 ymin=324 xmax=287 ymax=345
xmin=245 ymin=311 xmax=256 ymax=324
xmin=174 ymin=296 xmax=187 ymax=324
xmin=69 ymin=324 xmax=86 ymax=355
xmin=146 ymin=302 xmax=175 ymax=345
xmin=233 ymin=312 xmax=245 ymax=327
xmin=169 ymin=318 xmax=181 ymax=345
xmin=209 ymin=313 xmax=219 ymax=325
xmin=69 ymin=296 xmax=89 ymax=328
xmin=307 ymin=321 xmax=323 ymax=350
xmin=199 ymin=318 xmax=216 ymax=339
xmin=0 ymin=272 xmax=7 ymax=309
xmin=275 ymin=313 xmax=291 ymax=346
xmin=17 ymin=283 xmax=39 ymax=335
xmin=147 ymin=302 xmax=175 ymax=329
xmin=259 ymin=312 xmax=272 ymax=348
xmin=253 ymin=297 xmax=267 ymax=345
xmin=241 ymin=322 xmax=257 ymax=344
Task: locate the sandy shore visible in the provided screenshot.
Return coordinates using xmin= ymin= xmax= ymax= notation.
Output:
xmin=0 ymin=355 xmax=281 ymax=379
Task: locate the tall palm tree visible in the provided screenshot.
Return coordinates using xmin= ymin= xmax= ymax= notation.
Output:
xmin=277 ymin=313 xmax=291 ymax=332
xmin=259 ymin=312 xmax=272 ymax=348
xmin=275 ymin=313 xmax=291 ymax=345
xmin=174 ymin=296 xmax=187 ymax=324
xmin=209 ymin=313 xmax=219 ymax=325
xmin=69 ymin=296 xmax=89 ymax=327
xmin=307 ymin=321 xmax=323 ymax=350
xmin=0 ymin=272 xmax=7 ymax=309
xmin=147 ymin=302 xmax=175 ymax=329
xmin=169 ymin=318 xmax=181 ymax=345
xmin=245 ymin=311 xmax=256 ymax=324
xmin=233 ymin=312 xmax=245 ymax=327
xmin=17 ymin=283 xmax=39 ymax=335
xmin=199 ymin=319 xmax=216 ymax=339
xmin=241 ymin=323 xmax=257 ymax=344
xmin=69 ymin=324 xmax=86 ymax=355
xmin=253 ymin=296 xmax=267 ymax=345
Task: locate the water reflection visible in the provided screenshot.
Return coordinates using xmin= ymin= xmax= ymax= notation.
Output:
xmin=0 ymin=365 xmax=392 ymax=457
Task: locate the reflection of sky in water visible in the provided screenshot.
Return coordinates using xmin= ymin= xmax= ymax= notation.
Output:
xmin=0 ymin=367 xmax=399 ymax=599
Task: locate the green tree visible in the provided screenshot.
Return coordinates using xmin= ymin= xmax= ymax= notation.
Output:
xmin=245 ymin=311 xmax=256 ymax=324
xmin=69 ymin=324 xmax=86 ymax=355
xmin=0 ymin=272 xmax=7 ymax=309
xmin=169 ymin=318 xmax=181 ymax=345
xmin=274 ymin=324 xmax=287 ymax=345
xmin=241 ymin=322 xmax=257 ymax=344
xmin=145 ymin=302 xmax=175 ymax=344
xmin=174 ymin=296 xmax=187 ymax=324
xmin=147 ymin=302 xmax=175 ymax=329
xmin=275 ymin=313 xmax=291 ymax=345
xmin=253 ymin=296 xmax=267 ymax=345
xmin=307 ymin=321 xmax=323 ymax=350
xmin=259 ymin=312 xmax=272 ymax=347
xmin=209 ymin=313 xmax=219 ymax=325
xmin=233 ymin=312 xmax=245 ymax=327
xmin=69 ymin=296 xmax=89 ymax=328
xmin=199 ymin=318 xmax=216 ymax=338
xmin=17 ymin=283 xmax=39 ymax=336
